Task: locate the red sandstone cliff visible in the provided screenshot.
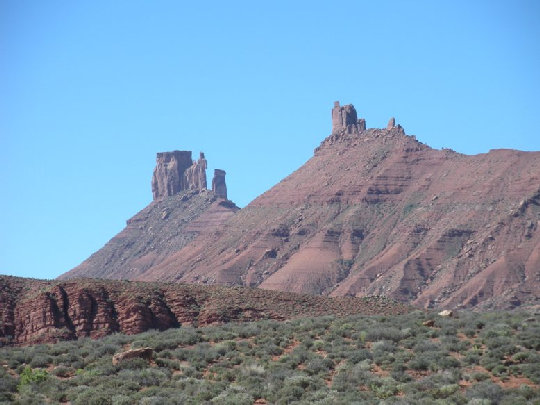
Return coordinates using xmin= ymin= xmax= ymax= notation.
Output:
xmin=0 ymin=276 xmax=408 ymax=346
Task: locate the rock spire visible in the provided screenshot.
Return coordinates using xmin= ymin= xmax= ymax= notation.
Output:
xmin=151 ymin=150 xmax=228 ymax=201
xmin=331 ymin=101 xmax=366 ymax=134
xmin=185 ymin=152 xmax=207 ymax=190
xmin=212 ymin=169 xmax=227 ymax=199
xmin=151 ymin=151 xmax=194 ymax=200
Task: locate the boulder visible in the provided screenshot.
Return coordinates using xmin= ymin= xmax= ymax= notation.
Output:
xmin=438 ymin=310 xmax=453 ymax=317
xmin=112 ymin=347 xmax=153 ymax=365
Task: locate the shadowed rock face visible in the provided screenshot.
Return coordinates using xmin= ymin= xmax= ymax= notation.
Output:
xmin=0 ymin=276 xmax=410 ymax=345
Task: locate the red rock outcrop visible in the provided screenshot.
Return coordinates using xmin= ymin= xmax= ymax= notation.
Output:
xmin=151 ymin=151 xmax=193 ymax=200
xmin=151 ymin=151 xmax=209 ymax=200
xmin=112 ymin=347 xmax=153 ymax=365
xmin=185 ymin=152 xmax=208 ymax=191
xmin=212 ymin=169 xmax=227 ymax=199
xmin=0 ymin=276 xmax=410 ymax=346
xmin=331 ymin=101 xmax=366 ymax=134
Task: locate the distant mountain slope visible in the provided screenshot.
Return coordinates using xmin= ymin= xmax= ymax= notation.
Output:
xmin=59 ymin=102 xmax=540 ymax=310
xmin=134 ymin=104 xmax=540 ymax=309
xmin=0 ymin=275 xmax=409 ymax=345
xmin=59 ymin=190 xmax=239 ymax=280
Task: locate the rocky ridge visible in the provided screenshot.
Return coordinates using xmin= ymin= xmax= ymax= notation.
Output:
xmin=60 ymin=190 xmax=239 ymax=280
xmin=60 ymin=102 xmax=540 ymax=310
xmin=0 ymin=275 xmax=409 ymax=346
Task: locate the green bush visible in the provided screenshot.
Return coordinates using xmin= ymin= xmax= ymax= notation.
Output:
xmin=17 ymin=366 xmax=48 ymax=391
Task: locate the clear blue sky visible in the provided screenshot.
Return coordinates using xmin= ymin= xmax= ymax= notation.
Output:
xmin=1 ymin=1 xmax=539 ymax=280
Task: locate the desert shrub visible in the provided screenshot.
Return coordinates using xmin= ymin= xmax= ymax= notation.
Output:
xmin=94 ymin=343 xmax=121 ymax=357
xmin=464 ymin=351 xmax=481 ymax=365
xmin=431 ymin=383 xmax=460 ymax=399
xmin=0 ymin=367 xmax=17 ymax=401
xmin=304 ymin=357 xmax=334 ymax=376
xmin=348 ymin=348 xmax=372 ymax=364
xmin=414 ymin=340 xmax=441 ymax=353
xmin=438 ymin=355 xmax=460 ymax=369
xmin=17 ymin=366 xmax=48 ymax=391
xmin=408 ymin=356 xmax=430 ymax=371
xmin=466 ymin=380 xmax=503 ymax=403
xmin=366 ymin=326 xmax=403 ymax=342
xmin=391 ymin=368 xmax=412 ymax=383
xmin=518 ymin=324 xmax=540 ymax=350
xmin=521 ymin=360 xmax=540 ymax=383
xmin=210 ymin=384 xmax=254 ymax=405
xmin=71 ymin=386 xmax=115 ymax=405
xmin=332 ymin=361 xmax=373 ymax=392
xmin=52 ymin=365 xmax=74 ymax=377
xmin=370 ymin=376 xmax=400 ymax=399
xmin=471 ymin=372 xmax=490 ymax=382
xmin=272 ymin=374 xmax=323 ymax=404
xmin=29 ymin=353 xmax=52 ymax=368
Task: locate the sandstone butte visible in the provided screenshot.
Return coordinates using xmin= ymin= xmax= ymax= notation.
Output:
xmin=0 ymin=275 xmax=408 ymax=345
xmin=58 ymin=101 xmax=540 ymax=311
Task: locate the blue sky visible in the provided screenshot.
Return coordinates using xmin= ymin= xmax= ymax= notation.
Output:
xmin=1 ymin=0 xmax=539 ymax=280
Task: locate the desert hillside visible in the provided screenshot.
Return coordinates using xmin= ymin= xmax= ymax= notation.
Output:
xmin=59 ymin=102 xmax=540 ymax=310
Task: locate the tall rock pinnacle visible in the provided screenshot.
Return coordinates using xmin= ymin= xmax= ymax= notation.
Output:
xmin=185 ymin=152 xmax=207 ymax=190
xmin=151 ymin=151 xmax=194 ymax=200
xmin=331 ymin=101 xmax=366 ymax=134
xmin=151 ymin=151 xmax=209 ymax=200
xmin=212 ymin=169 xmax=227 ymax=199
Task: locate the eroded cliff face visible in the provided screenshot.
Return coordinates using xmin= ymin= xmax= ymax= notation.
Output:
xmin=0 ymin=276 xmax=409 ymax=346
xmin=151 ymin=151 xmax=228 ymax=201
xmin=151 ymin=151 xmax=194 ymax=200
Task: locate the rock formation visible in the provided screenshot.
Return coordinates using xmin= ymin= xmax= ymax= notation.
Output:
xmin=112 ymin=347 xmax=153 ymax=365
xmin=151 ymin=151 xmax=193 ymax=200
xmin=212 ymin=169 xmax=227 ymax=199
xmin=62 ymin=147 xmax=236 ymax=281
xmin=185 ymin=152 xmax=207 ymax=191
xmin=331 ymin=101 xmax=366 ymax=134
xmin=387 ymin=117 xmax=396 ymax=130
xmin=0 ymin=276 xmax=409 ymax=345
xmin=151 ymin=150 xmax=211 ymax=200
